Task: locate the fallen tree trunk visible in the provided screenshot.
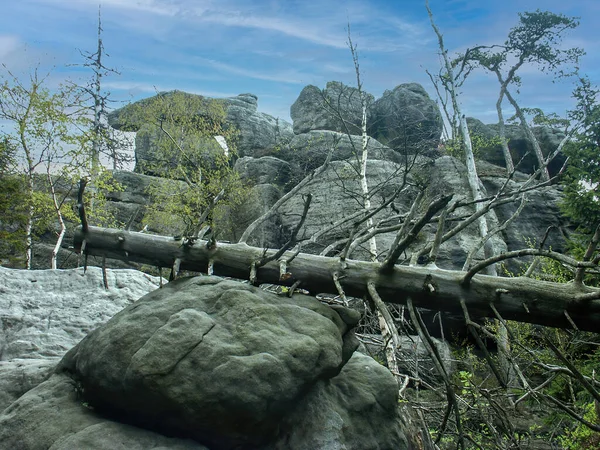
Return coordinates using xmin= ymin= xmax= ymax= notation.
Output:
xmin=74 ymin=226 xmax=600 ymax=332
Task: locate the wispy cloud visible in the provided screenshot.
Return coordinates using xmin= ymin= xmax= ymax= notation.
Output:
xmin=196 ymin=10 xmax=348 ymax=49
xmin=195 ymin=57 xmax=309 ymax=84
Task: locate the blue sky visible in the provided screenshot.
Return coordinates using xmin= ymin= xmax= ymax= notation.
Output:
xmin=1 ymin=0 xmax=598 ymax=126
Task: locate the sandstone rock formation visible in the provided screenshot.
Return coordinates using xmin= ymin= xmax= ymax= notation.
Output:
xmin=108 ymin=91 xmax=293 ymax=173
xmin=466 ymin=117 xmax=568 ymax=176
xmin=0 ymin=274 xmax=415 ymax=450
xmin=0 ymin=266 xmax=162 ymax=411
xmin=368 ymin=83 xmax=443 ymax=155
xmin=290 ymin=81 xmax=374 ymax=136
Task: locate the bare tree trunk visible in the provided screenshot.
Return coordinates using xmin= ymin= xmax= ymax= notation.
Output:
xmin=347 ymin=31 xmax=401 ymax=384
xmin=47 ymin=171 xmax=66 ymax=270
xmin=427 ymin=1 xmax=511 ymax=383
xmin=72 ymin=226 xmax=600 ymax=332
xmin=495 ymin=90 xmax=515 ymax=174
xmin=503 ymin=88 xmax=550 ymax=181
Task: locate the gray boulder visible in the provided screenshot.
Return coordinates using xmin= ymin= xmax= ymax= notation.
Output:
xmin=290 ymin=82 xmax=374 ymax=136
xmin=277 ymin=352 xmax=410 ymax=449
xmin=0 ymin=358 xmax=58 ymax=412
xmin=368 ymin=83 xmax=443 ymax=155
xmin=0 ymin=271 xmax=419 ymax=450
xmin=0 ymin=373 xmax=207 ymax=449
xmin=466 ymin=117 xmax=567 ymax=176
xmin=56 ymin=276 xmax=364 ymax=449
xmin=277 ymin=130 xmax=403 ymax=180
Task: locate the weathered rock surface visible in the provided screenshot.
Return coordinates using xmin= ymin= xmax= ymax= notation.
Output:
xmin=0 ymin=267 xmax=162 ymax=412
xmin=0 ymin=274 xmax=415 ymax=449
xmin=108 ymin=91 xmax=293 ymax=172
xmin=57 ymin=276 xmax=362 ymax=448
xmin=479 ymin=162 xmax=568 ymax=270
xmin=234 ymin=155 xmax=292 ymax=188
xmin=290 ymin=82 xmax=374 ymax=136
xmin=0 ymin=358 xmax=58 ymax=412
xmin=278 ymin=156 xmax=507 ymax=270
xmin=0 ymin=266 xmax=161 ymax=361
xmin=278 ymin=130 xmax=402 ymax=180
xmin=0 ymin=373 xmax=207 ymax=449
xmin=466 ymin=117 xmax=567 ymax=176
xmin=368 ymin=83 xmax=443 ymax=155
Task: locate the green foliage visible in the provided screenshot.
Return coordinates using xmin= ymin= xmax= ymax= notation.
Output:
xmin=0 ymin=173 xmax=28 ymax=266
xmin=562 ymin=77 xmax=600 ymax=232
xmin=467 ymin=10 xmax=583 ymax=81
xmin=0 ymin=67 xmax=122 ymax=267
xmin=442 ymin=132 xmax=503 ymax=161
xmin=124 ymin=91 xmax=249 ymax=237
xmin=502 ymin=236 xmax=573 ymax=283
xmin=558 ymin=402 xmax=600 ymax=450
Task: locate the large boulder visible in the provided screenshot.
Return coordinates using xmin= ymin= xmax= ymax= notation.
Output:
xmin=0 ymin=275 xmax=416 ymax=449
xmin=368 ymin=83 xmax=443 ymax=155
xmin=56 ymin=276 xmax=362 ymax=448
xmin=290 ymin=82 xmax=374 ymax=136
xmin=0 ymin=373 xmax=207 ymax=449
xmin=277 ymin=130 xmax=403 ymax=181
xmin=466 ymin=117 xmax=567 ymax=176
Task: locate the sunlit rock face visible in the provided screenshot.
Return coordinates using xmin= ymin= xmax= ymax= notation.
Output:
xmin=0 ymin=266 xmax=162 ymax=411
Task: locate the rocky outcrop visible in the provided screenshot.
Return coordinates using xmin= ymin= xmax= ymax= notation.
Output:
xmin=277 ymin=156 xmax=507 ymax=270
xmin=368 ymin=83 xmax=443 ymax=155
xmin=477 ymin=160 xmax=568 ymax=272
xmin=108 ymin=91 xmax=293 ymax=174
xmin=277 ymin=130 xmax=403 ymax=180
xmin=0 ymin=275 xmax=415 ymax=449
xmin=234 ymin=156 xmax=292 ymax=187
xmin=290 ymin=82 xmax=374 ymax=135
xmin=466 ymin=117 xmax=567 ymax=176
xmin=0 ymin=266 xmax=162 ymax=361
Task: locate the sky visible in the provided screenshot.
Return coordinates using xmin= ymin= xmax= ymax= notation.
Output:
xmin=1 ymin=0 xmax=599 ymax=128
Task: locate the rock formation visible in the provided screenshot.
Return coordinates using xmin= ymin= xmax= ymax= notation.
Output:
xmin=0 ymin=272 xmax=417 ymax=449
xmin=0 ymin=266 xmax=162 ymax=411
xmin=368 ymin=83 xmax=443 ymax=155
xmin=290 ymin=81 xmax=374 ymax=136
xmin=466 ymin=117 xmax=568 ymax=176
xmin=108 ymin=91 xmax=294 ymax=173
